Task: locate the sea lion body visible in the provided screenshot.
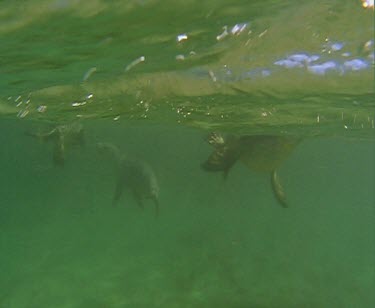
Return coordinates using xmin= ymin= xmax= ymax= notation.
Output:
xmin=97 ymin=142 xmax=159 ymax=216
xmin=202 ymin=133 xmax=300 ymax=207
xmin=27 ymin=122 xmax=84 ymax=166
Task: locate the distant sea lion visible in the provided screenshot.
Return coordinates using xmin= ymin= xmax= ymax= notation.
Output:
xmin=202 ymin=133 xmax=301 ymax=207
xmin=26 ymin=122 xmax=84 ymax=166
xmin=96 ymin=142 xmax=159 ymax=216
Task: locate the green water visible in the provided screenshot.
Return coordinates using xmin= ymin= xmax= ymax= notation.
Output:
xmin=1 ymin=0 xmax=374 ymax=307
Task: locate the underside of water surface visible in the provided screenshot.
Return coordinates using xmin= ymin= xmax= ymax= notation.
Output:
xmin=1 ymin=0 xmax=374 ymax=136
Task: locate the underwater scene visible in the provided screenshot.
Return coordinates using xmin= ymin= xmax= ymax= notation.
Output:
xmin=0 ymin=0 xmax=374 ymax=307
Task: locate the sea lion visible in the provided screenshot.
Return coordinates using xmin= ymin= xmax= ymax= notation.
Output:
xmin=26 ymin=122 xmax=84 ymax=166
xmin=96 ymin=142 xmax=159 ymax=216
xmin=202 ymin=132 xmax=301 ymax=207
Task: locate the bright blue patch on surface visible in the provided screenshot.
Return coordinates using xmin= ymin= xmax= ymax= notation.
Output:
xmin=343 ymin=59 xmax=369 ymax=71
xmin=307 ymin=61 xmax=338 ymax=75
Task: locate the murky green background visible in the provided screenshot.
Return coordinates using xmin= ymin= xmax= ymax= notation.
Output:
xmin=1 ymin=0 xmax=374 ymax=307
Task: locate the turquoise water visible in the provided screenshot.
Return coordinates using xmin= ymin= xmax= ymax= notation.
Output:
xmin=1 ymin=1 xmax=374 ymax=307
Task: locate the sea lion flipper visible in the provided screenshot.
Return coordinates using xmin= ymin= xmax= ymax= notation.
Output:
xmin=206 ymin=132 xmax=225 ymax=148
xmin=52 ymin=138 xmax=65 ymax=167
xmin=25 ymin=128 xmax=57 ymax=143
xmin=270 ymin=170 xmax=288 ymax=208
xmin=134 ymin=194 xmax=144 ymax=209
xmin=75 ymin=128 xmax=85 ymax=147
xmin=152 ymin=197 xmax=159 ymax=218
xmin=202 ymin=133 xmax=241 ymax=175
xmin=222 ymin=168 xmax=231 ymax=180
xmin=112 ymin=177 xmax=124 ymax=206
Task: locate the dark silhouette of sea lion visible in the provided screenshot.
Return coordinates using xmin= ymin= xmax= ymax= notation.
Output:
xmin=26 ymin=122 xmax=84 ymax=166
xmin=202 ymin=133 xmax=301 ymax=207
xmin=96 ymin=142 xmax=159 ymax=216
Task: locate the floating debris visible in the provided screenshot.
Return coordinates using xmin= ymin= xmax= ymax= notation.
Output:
xmin=125 ymin=56 xmax=145 ymax=72
xmin=216 ymin=26 xmax=228 ymax=41
xmin=176 ymin=34 xmax=188 ymax=42
xmin=231 ymin=23 xmax=247 ymax=35
xmin=364 ymin=39 xmax=374 ymax=51
xmin=258 ymin=29 xmax=268 ymax=38
xmin=208 ymin=70 xmax=217 ymax=82
xmin=71 ymin=101 xmax=87 ymax=107
xmin=37 ymin=105 xmax=47 ymax=113
xmin=216 ymin=23 xmax=248 ymax=41
xmin=176 ymin=54 xmax=185 ymax=61
xmin=359 ymin=39 xmax=374 ymax=60
xmin=17 ymin=109 xmax=29 ymax=118
xmin=176 ymin=51 xmax=197 ymax=61
xmin=83 ymin=67 xmax=97 ymax=82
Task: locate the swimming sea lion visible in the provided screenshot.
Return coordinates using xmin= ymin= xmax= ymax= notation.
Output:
xmin=26 ymin=122 xmax=84 ymax=166
xmin=96 ymin=142 xmax=159 ymax=216
xmin=202 ymin=132 xmax=301 ymax=207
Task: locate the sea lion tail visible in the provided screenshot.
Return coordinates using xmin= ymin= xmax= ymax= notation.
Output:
xmin=270 ymin=170 xmax=288 ymax=208
xmin=77 ymin=128 xmax=85 ymax=147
